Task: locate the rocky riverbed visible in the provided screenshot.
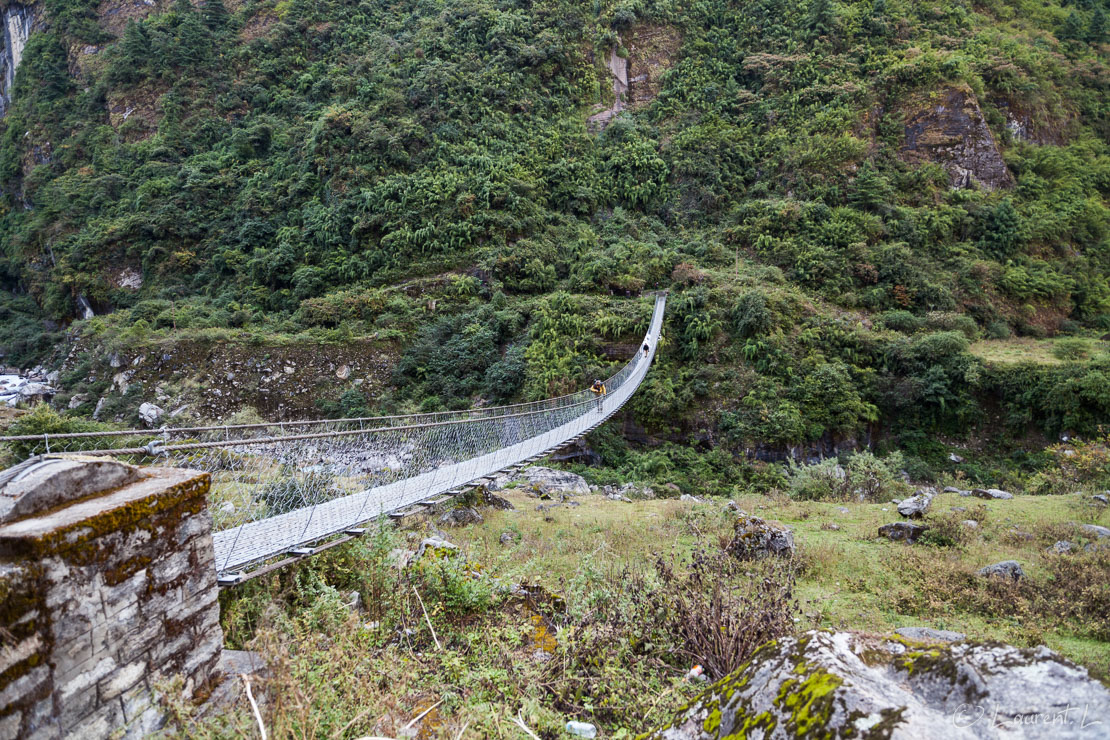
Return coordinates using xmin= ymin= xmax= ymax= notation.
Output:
xmin=0 ymin=368 xmax=56 ymax=407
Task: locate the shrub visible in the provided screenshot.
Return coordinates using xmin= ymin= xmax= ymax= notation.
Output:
xmin=986 ymin=321 xmax=1011 ymax=339
xmin=1052 ymin=338 xmax=1091 ymax=362
xmin=731 ymin=291 xmax=774 ymax=338
xmin=788 ymin=451 xmax=909 ymax=502
xmin=1 ymin=404 xmax=121 ymax=461
xmin=878 ymin=310 xmax=923 ymax=334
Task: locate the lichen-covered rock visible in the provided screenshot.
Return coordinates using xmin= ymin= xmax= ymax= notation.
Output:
xmin=977 ymin=560 xmax=1024 ymax=581
xmin=972 ymin=488 xmax=1014 ymax=500
xmin=897 ymin=489 xmax=934 ymax=519
xmin=726 ymin=515 xmax=795 ymax=560
xmin=644 ymin=630 xmax=1110 ymax=739
xmin=900 ymin=86 xmax=1013 ymax=191
xmin=878 ymin=522 xmax=926 ymax=543
xmin=138 ymin=401 xmax=165 ymax=428
xmin=437 ymin=507 xmax=483 ymax=527
xmin=895 ymin=626 xmax=965 ymax=643
xmin=491 ymin=467 xmax=590 ymax=496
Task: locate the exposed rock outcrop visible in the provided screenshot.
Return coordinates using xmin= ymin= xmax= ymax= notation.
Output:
xmin=647 ymin=630 xmax=1110 ymax=739
xmin=490 ymin=466 xmax=590 ymax=496
xmin=900 ymin=86 xmax=1013 ymax=191
xmin=587 ymin=25 xmax=680 ymax=132
xmin=0 ymin=2 xmax=40 ymax=117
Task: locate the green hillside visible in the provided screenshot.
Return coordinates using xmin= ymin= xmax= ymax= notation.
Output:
xmin=1 ymin=0 xmax=1109 ymax=485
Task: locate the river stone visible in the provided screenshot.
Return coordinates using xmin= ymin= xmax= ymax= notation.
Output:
xmin=972 ymin=488 xmax=1013 ymax=500
xmin=895 ymin=626 xmax=966 ymax=643
xmin=644 ymin=630 xmax=1110 ymax=739
xmin=878 ymin=522 xmax=927 ymax=543
xmin=726 ymin=515 xmax=795 ymax=560
xmin=977 ymin=560 xmax=1024 ymax=581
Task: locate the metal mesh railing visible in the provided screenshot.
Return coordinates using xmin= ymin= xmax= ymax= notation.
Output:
xmin=0 ymin=295 xmax=666 ymax=576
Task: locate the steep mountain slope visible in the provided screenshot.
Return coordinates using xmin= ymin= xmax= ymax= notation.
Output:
xmin=1 ymin=0 xmax=1108 ymax=484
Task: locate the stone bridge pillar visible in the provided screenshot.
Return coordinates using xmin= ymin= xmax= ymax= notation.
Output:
xmin=0 ymin=456 xmax=222 ymax=739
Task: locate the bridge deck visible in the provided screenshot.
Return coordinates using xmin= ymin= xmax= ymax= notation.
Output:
xmin=212 ymin=294 xmax=666 ymax=575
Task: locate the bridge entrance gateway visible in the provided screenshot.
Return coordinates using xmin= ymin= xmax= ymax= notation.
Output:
xmin=0 ymin=294 xmax=667 ymax=582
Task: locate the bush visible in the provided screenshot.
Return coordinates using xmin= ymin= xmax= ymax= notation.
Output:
xmin=788 ymin=451 xmax=909 ymax=502
xmin=1 ymin=404 xmax=121 ymax=461
xmin=731 ymin=291 xmax=774 ymax=338
xmin=1052 ymin=338 xmax=1091 ymax=362
xmin=986 ymin=321 xmax=1011 ymax=340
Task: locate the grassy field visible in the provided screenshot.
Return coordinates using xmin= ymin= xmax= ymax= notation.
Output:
xmin=188 ymin=481 xmax=1109 ymax=739
xmin=969 ymin=336 xmax=1110 ymax=366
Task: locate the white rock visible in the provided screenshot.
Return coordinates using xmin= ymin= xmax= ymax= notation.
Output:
xmin=138 ymin=402 xmax=164 ymax=428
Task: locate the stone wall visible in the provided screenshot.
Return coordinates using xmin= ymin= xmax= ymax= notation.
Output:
xmin=0 ymin=459 xmax=222 ymax=739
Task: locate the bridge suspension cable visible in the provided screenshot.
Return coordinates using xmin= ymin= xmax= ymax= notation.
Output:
xmin=0 ymin=294 xmax=667 ymax=580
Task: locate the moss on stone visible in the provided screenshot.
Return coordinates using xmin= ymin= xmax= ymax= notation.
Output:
xmin=774 ymin=666 xmax=844 ymax=736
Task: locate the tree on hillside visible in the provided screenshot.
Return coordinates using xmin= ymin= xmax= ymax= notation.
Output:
xmin=979 ymin=199 xmax=1027 ymax=259
xmin=1059 ymin=10 xmax=1087 ymax=42
xmin=850 ymin=162 xmax=893 ymax=213
xmin=201 ymin=0 xmax=230 ymax=31
xmin=1090 ymin=7 xmax=1108 ymax=43
xmin=806 ymin=0 xmax=836 ymax=38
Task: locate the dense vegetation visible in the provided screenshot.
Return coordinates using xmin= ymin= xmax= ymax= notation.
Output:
xmin=1 ymin=0 xmax=1108 ymax=482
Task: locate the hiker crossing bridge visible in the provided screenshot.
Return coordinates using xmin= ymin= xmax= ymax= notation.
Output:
xmin=0 ymin=294 xmax=666 ymax=581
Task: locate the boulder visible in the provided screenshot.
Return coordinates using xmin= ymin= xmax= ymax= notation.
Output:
xmin=1078 ymin=523 xmax=1109 ymax=539
xmin=437 ymin=507 xmax=483 ymax=527
xmin=978 ymin=560 xmax=1024 ymax=581
xmin=493 ymin=466 xmax=590 ymax=496
xmin=1048 ymin=541 xmax=1073 ymax=555
xmin=878 ymin=522 xmax=927 ymax=543
xmin=895 ymin=626 xmax=965 ymax=643
xmin=482 ymin=491 xmax=514 ymax=510
xmin=972 ymin=488 xmax=1013 ymax=500
xmin=416 ymin=536 xmax=458 ymax=560
xmin=1092 ymin=493 xmax=1108 ymax=506
xmin=607 ymin=492 xmax=632 ymax=503
xmin=138 ymin=402 xmax=165 ymax=428
xmin=679 ymin=494 xmax=702 ymax=503
xmin=897 ymin=490 xmax=934 ymax=519
xmin=646 ymin=630 xmax=1110 ymax=739
xmin=92 ymin=397 xmax=109 ymax=421
xmin=726 ymin=515 xmax=795 ymax=560
xmin=948 ymin=453 xmax=965 ymax=463
xmin=499 ymin=531 xmax=519 ymax=546
xmin=16 ymin=381 xmax=55 ymax=404
xmin=67 ymin=393 xmax=92 ymax=410
xmin=961 ymin=520 xmax=979 ymax=529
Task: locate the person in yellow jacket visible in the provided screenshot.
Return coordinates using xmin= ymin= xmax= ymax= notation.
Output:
xmin=589 ymin=378 xmax=607 ymax=411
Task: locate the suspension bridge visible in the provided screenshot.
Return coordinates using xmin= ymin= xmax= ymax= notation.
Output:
xmin=0 ymin=294 xmax=666 ymax=582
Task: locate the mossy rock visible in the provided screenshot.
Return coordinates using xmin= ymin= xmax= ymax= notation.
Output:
xmin=641 ymin=630 xmax=1110 ymax=739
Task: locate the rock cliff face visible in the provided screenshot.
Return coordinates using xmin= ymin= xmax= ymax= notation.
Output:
xmin=900 ymin=86 xmax=1013 ymax=191
xmin=587 ymin=24 xmax=681 ymax=132
xmin=0 ymin=2 xmax=40 ymax=117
